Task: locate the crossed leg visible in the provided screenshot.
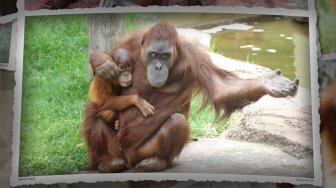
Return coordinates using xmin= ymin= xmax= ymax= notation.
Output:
xmin=85 ymin=103 xmax=189 ymax=173
xmin=131 ymin=113 xmax=190 ymax=172
xmin=83 ymin=102 xmax=128 ymax=173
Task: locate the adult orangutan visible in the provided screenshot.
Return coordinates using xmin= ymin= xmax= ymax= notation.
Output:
xmin=320 ymin=83 xmax=336 ymax=175
xmin=83 ymin=22 xmax=299 ymax=172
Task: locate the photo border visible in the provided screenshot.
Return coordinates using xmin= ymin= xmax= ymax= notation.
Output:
xmin=11 ymin=0 xmax=322 ymax=186
xmin=0 ymin=13 xmax=17 ymax=71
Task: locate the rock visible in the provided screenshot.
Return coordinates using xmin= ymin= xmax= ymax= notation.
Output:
xmin=78 ymin=138 xmax=313 ymax=177
xmin=225 ymin=107 xmax=312 ymax=159
xmin=224 ymin=86 xmax=313 ymax=159
xmin=207 ymin=50 xmax=313 ymax=159
xmin=169 ymin=138 xmax=313 ymax=177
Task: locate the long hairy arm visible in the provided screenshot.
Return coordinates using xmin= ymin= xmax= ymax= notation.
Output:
xmin=183 ymin=40 xmax=299 ymax=119
xmin=90 ymin=51 xmax=119 ymax=81
xmin=117 ymin=94 xmax=181 ymax=151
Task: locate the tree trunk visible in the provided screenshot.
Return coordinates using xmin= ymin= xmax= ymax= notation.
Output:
xmin=87 ymin=14 xmax=126 ymax=77
xmin=88 ymin=14 xmax=125 ymax=53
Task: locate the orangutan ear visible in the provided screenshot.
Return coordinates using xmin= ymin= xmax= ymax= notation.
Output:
xmin=141 ymin=35 xmax=145 ymax=46
xmin=141 ymin=30 xmax=149 ymax=46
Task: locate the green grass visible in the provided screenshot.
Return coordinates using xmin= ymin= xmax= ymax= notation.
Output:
xmin=189 ymin=95 xmax=241 ymax=138
xmin=0 ymin=22 xmax=12 ymax=63
xmin=19 ymin=15 xmax=90 ymax=177
xmin=316 ymin=0 xmax=336 ymax=54
xmin=19 ymin=14 xmax=237 ymax=177
xmin=126 ymin=13 xmax=142 ymax=32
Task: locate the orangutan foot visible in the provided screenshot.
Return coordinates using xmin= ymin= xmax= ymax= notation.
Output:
xmin=98 ymin=157 xmax=127 ymax=173
xmin=134 ymin=157 xmax=168 ymax=172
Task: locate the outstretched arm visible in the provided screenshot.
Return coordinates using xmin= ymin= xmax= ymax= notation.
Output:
xmin=211 ymin=70 xmax=299 ymax=117
xmin=183 ymin=41 xmax=299 ymax=118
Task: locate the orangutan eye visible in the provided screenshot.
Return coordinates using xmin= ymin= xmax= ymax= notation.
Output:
xmin=126 ymin=64 xmax=132 ymax=71
xmin=118 ymin=65 xmax=125 ymax=71
xmin=161 ymin=53 xmax=170 ymax=60
xmin=150 ymin=52 xmax=158 ymax=59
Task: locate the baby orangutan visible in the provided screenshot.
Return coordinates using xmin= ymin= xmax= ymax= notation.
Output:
xmin=89 ymin=48 xmax=155 ymax=129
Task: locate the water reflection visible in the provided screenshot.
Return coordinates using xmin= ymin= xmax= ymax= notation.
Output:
xmin=208 ymin=17 xmax=310 ymax=89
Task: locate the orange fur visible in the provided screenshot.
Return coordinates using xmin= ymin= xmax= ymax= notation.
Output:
xmin=84 ymin=49 xmax=154 ymax=172
xmin=320 ymin=83 xmax=336 ymax=173
xmin=84 ymin=22 xmax=297 ymax=172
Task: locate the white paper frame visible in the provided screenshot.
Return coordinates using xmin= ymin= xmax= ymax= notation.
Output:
xmin=11 ymin=0 xmax=322 ymax=186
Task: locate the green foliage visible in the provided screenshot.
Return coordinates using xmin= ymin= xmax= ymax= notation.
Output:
xmin=316 ymin=0 xmax=336 ymax=54
xmin=20 ymin=15 xmax=89 ymax=176
xmin=209 ymin=41 xmax=219 ymax=54
xmin=126 ymin=13 xmax=139 ymax=32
